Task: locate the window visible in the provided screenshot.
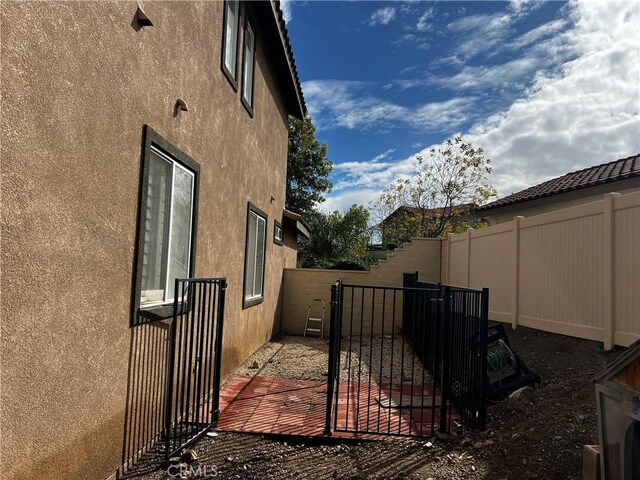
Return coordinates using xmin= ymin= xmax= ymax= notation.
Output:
xmin=274 ymin=220 xmax=283 ymax=246
xmin=221 ymin=0 xmax=240 ymax=87
xmin=241 ymin=19 xmax=256 ymax=113
xmin=243 ymin=203 xmax=267 ymax=308
xmin=134 ymin=126 xmax=199 ymax=319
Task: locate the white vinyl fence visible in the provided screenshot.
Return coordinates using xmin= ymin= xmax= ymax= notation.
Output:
xmin=447 ymin=192 xmax=640 ymax=349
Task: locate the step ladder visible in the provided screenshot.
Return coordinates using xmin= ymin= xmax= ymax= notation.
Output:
xmin=304 ymin=298 xmax=325 ymax=339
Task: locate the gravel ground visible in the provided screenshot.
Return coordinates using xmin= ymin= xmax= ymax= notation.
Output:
xmin=227 ymin=335 xmax=428 ymax=386
xmin=124 ymin=326 xmax=623 ymax=480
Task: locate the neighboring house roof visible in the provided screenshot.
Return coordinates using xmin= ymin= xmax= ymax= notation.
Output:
xmin=383 ymin=203 xmax=476 ymax=223
xmin=264 ymin=1 xmax=306 ymax=118
xmin=477 ymin=153 xmax=640 ymax=212
xmin=283 ymin=209 xmax=311 ymax=239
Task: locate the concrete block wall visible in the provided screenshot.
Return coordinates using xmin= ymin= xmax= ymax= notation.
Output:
xmin=281 ymin=238 xmax=442 ymax=336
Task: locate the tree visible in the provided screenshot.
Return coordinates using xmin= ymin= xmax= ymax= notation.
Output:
xmin=371 ymin=136 xmax=497 ymax=245
xmin=286 ymin=115 xmax=333 ymax=215
xmin=298 ymin=205 xmax=376 ymax=270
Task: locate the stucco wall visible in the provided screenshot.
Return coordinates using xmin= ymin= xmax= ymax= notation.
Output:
xmin=1 ymin=2 xmax=296 ymax=479
xmin=481 ymin=179 xmax=639 ymax=225
xmin=281 ymin=238 xmax=442 ymax=336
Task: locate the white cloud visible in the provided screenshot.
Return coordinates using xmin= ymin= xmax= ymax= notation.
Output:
xmin=382 ymin=78 xmax=423 ymax=91
xmin=321 ymin=0 xmax=640 ymax=211
xmin=508 ymin=0 xmax=544 ymax=18
xmin=416 ymin=7 xmax=435 ymax=32
xmin=447 ymin=12 xmax=513 ymax=60
xmin=303 ymin=79 xmax=476 ymax=131
xmin=445 ymin=1 xmax=546 ymax=61
xmin=429 ymin=18 xmax=574 ymax=90
xmin=319 ymin=189 xmax=382 ymax=214
xmin=510 ymin=19 xmax=568 ymax=50
xmin=369 ymin=7 xmax=396 ymax=26
xmin=280 ymin=0 xmax=292 ymax=23
xmin=393 ymin=33 xmax=429 ymax=50
xmin=468 ymin=0 xmax=640 ymax=196
xmin=324 ymin=153 xmax=416 ymax=212
xmin=431 ymin=56 xmax=544 ymax=90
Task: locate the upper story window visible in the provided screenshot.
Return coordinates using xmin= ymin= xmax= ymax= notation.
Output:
xmin=274 ymin=220 xmax=283 ymax=245
xmin=241 ymin=18 xmax=256 ymax=113
xmin=222 ymin=0 xmax=240 ymax=87
xmin=243 ymin=203 xmax=267 ymax=308
xmin=134 ymin=126 xmax=199 ymax=320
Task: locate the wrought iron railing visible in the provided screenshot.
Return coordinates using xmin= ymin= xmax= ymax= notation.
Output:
xmin=164 ymin=277 xmax=226 ymax=459
xmin=326 ymin=274 xmax=489 ymax=438
xmin=403 ymin=272 xmax=489 ymax=431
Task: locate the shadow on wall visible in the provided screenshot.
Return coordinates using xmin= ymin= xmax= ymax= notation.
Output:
xmin=119 ymin=320 xmax=170 ymax=478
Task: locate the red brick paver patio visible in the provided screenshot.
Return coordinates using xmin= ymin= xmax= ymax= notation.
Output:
xmin=216 ymin=375 xmax=449 ymax=440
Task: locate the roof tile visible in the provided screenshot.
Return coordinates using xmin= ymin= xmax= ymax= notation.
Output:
xmin=477 ymin=154 xmax=640 ymax=212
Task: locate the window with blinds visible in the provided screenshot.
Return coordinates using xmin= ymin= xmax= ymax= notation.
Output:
xmin=222 ymin=0 xmax=240 ymax=86
xmin=139 ymin=147 xmax=195 ymax=308
xmin=241 ymin=20 xmax=255 ymax=112
xmin=243 ymin=204 xmax=267 ymax=308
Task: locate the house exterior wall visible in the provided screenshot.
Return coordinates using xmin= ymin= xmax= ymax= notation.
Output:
xmin=281 ymin=238 xmax=441 ymax=335
xmin=1 ymin=2 xmax=297 ymax=480
xmin=446 ymin=192 xmax=640 ymax=349
xmin=480 ymin=179 xmax=639 ymax=225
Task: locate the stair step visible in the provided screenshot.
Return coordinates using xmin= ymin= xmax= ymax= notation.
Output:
xmin=308 ymin=317 xmax=323 ymax=322
xmin=306 ymin=328 xmax=321 ymax=333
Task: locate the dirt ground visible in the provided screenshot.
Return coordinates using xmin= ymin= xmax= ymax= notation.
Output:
xmin=124 ymin=326 xmax=623 ymax=480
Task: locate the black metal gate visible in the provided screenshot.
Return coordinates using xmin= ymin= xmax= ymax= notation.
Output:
xmin=325 ymin=275 xmax=489 ymax=438
xmin=164 ymin=278 xmax=226 ymax=459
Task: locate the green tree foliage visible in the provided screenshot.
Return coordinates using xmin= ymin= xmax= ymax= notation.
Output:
xmin=286 ymin=115 xmax=333 ymax=215
xmin=298 ymin=205 xmax=376 ymax=270
xmin=371 ymin=136 xmax=497 ymax=245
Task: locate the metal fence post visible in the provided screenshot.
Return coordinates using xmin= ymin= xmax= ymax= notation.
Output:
xmin=163 ymin=279 xmax=180 ymax=460
xmin=439 ymin=285 xmax=451 ymax=432
xmin=211 ymin=281 xmax=227 ymax=424
xmin=478 ymin=287 xmax=490 ymax=429
xmin=324 ymin=282 xmax=338 ymax=435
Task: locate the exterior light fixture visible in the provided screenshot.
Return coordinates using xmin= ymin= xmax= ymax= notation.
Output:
xmin=175 ymin=99 xmax=188 ymax=112
xmin=135 ymin=7 xmax=153 ymax=27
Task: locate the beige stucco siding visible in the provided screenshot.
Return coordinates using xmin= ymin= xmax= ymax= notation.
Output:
xmin=1 ymin=2 xmax=296 ymax=480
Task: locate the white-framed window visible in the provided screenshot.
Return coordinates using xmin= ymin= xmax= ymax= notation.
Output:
xmin=241 ymin=19 xmax=255 ymax=112
xmin=243 ymin=203 xmax=267 ymax=308
xmin=222 ymin=0 xmax=240 ymax=86
xmin=136 ymin=127 xmax=199 ymax=314
xmin=274 ymin=220 xmax=283 ymax=245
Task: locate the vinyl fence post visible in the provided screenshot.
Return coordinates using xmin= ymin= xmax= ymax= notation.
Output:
xmin=446 ymin=233 xmax=454 ymax=285
xmin=603 ymin=193 xmax=619 ymax=350
xmin=465 ymin=229 xmax=473 ymax=287
xmin=512 ymin=216 xmax=524 ymax=330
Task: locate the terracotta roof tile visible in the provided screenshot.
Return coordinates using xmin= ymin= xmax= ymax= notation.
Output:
xmin=477 ymin=154 xmax=640 ymax=212
xmin=272 ymin=1 xmax=306 ymax=115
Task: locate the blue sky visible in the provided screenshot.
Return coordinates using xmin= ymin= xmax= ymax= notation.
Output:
xmin=282 ymin=0 xmax=640 ymax=212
